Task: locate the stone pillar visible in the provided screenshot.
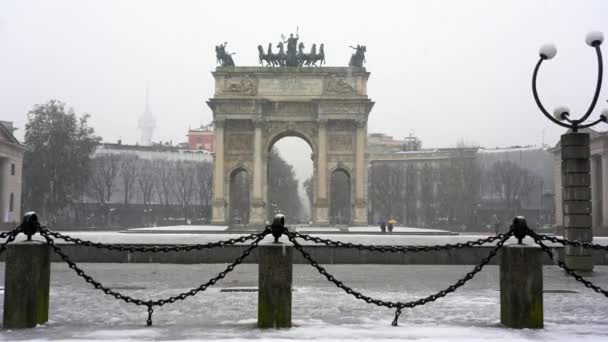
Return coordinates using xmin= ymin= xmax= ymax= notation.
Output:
xmin=258 ymin=243 xmax=292 ymax=328
xmin=211 ymin=119 xmax=226 ymax=225
xmin=500 ymin=244 xmax=543 ymax=329
xmin=353 ymin=121 xmax=368 ymax=225
xmin=3 ymin=241 xmax=51 ymax=329
xmin=554 ymin=154 xmax=563 ymax=227
xmin=250 ymin=120 xmax=265 ymax=226
xmin=590 ymin=156 xmax=601 ymax=231
xmin=0 ymin=158 xmax=6 ymax=223
xmin=602 ymin=153 xmax=608 ymax=228
xmin=561 ymin=133 xmax=593 ymax=272
xmin=315 ymin=120 xmax=329 ymax=225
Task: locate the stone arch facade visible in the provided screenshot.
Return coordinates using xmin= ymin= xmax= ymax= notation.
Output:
xmin=207 ymin=67 xmax=374 ymax=227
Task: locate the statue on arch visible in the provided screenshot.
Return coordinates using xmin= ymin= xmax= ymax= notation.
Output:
xmin=348 ymin=44 xmax=367 ymax=67
xmin=282 ymin=29 xmax=300 ymax=67
xmin=215 ymin=42 xmax=235 ymax=67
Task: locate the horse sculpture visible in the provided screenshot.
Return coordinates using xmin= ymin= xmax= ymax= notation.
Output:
xmin=258 ymin=45 xmax=272 ymax=66
xmin=317 ymin=44 xmax=325 ymax=66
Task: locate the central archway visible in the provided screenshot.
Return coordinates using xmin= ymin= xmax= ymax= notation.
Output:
xmin=266 ymin=135 xmax=314 ymax=224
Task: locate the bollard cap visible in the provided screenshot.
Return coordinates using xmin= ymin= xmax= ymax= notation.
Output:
xmin=511 ymin=216 xmax=528 ymax=244
xmin=21 ymin=212 xmax=41 ymax=241
xmin=271 ymin=214 xmax=286 ymax=243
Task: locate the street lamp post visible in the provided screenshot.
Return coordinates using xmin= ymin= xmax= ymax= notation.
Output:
xmin=532 ymin=31 xmax=607 ymax=272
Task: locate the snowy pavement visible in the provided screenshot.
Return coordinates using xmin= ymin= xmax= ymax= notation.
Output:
xmin=0 ymin=264 xmax=607 ymax=341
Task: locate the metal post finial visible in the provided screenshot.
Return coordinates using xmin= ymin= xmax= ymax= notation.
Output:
xmin=21 ymin=212 xmax=40 ymax=241
xmin=271 ymin=213 xmax=286 ymax=243
xmin=511 ymin=216 xmax=528 ymax=245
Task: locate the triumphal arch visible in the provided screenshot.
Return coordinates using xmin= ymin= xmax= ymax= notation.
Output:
xmin=207 ymin=65 xmax=374 ymax=227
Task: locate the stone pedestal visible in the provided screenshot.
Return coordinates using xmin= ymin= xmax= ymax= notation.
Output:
xmin=561 ymin=133 xmax=593 ymax=271
xmin=500 ymin=244 xmax=543 ymax=329
xmin=258 ymin=243 xmax=292 ymax=328
xmin=3 ymin=241 xmax=51 ymax=329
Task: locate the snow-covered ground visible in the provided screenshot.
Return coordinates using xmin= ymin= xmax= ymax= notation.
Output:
xmin=125 ymin=226 xmax=229 ymax=233
xmin=123 ymin=225 xmax=454 ymax=235
xmin=347 ymin=226 xmax=454 ymax=234
xmin=1 ymin=264 xmax=607 ymax=341
xmin=6 ymin=231 xmax=608 ymax=247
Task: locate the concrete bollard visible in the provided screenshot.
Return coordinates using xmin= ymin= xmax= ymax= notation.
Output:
xmin=500 ymin=244 xmax=543 ymax=329
xmin=258 ymin=242 xmax=292 ymax=328
xmin=561 ymin=133 xmax=593 ymax=272
xmin=3 ymin=241 xmax=51 ymax=329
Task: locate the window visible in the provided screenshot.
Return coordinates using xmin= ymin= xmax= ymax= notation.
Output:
xmin=9 ymin=193 xmax=14 ymax=212
xmin=10 ymin=163 xmax=15 ymax=175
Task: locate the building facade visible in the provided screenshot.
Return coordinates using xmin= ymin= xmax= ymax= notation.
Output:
xmin=368 ymin=134 xmax=478 ymax=228
xmin=0 ymin=121 xmax=25 ymax=226
xmin=368 ymin=134 xmax=555 ymax=230
xmin=187 ymin=123 xmax=215 ymax=152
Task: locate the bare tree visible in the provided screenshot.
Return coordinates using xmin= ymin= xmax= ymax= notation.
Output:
xmin=195 ymin=161 xmax=213 ymax=222
xmin=88 ymin=154 xmax=119 ymax=226
xmin=137 ymin=159 xmax=156 ymax=225
xmin=369 ymin=162 xmax=407 ymax=223
xmin=155 ymin=160 xmax=174 ymax=208
xmin=119 ymin=155 xmax=139 ymax=205
xmin=173 ymin=161 xmax=196 ymax=224
xmin=486 ymin=160 xmax=541 ymax=218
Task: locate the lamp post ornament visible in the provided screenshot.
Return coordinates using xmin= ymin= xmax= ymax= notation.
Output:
xmin=532 ymin=31 xmax=606 ymax=272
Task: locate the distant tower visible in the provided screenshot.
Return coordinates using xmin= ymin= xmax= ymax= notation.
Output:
xmin=138 ymin=86 xmax=156 ymax=146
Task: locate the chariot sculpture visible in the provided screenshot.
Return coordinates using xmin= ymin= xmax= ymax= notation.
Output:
xmin=258 ymin=32 xmax=325 ymax=67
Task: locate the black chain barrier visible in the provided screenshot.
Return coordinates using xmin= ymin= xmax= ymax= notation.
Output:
xmin=528 ymin=230 xmax=608 ymax=297
xmin=3 ymin=212 xmax=608 ymax=328
xmin=39 ymin=227 xmax=270 ymax=326
xmin=290 ymin=231 xmax=506 ymax=253
xmin=532 ymin=233 xmax=608 ymax=251
xmin=45 ymin=229 xmax=265 ymax=253
xmin=286 ymin=229 xmax=513 ymax=326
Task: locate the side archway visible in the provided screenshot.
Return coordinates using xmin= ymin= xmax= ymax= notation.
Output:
xmin=329 ymin=168 xmax=352 ymax=225
xmin=228 ymin=167 xmax=251 ymax=225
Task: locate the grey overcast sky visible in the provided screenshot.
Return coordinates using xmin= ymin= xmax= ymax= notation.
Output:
xmin=2 ymin=0 xmax=608 ymax=151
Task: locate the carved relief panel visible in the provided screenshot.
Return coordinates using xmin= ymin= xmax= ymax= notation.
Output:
xmin=328 ymin=134 xmax=354 ymax=152
xmin=222 ymin=75 xmax=258 ymax=96
xmin=225 ymin=133 xmax=253 ymax=152
xmin=324 ymin=74 xmax=358 ymax=95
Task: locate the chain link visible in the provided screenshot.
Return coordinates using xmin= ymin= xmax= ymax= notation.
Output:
xmin=287 ymin=230 xmax=512 ymax=326
xmin=40 ymin=228 xmax=269 ymax=326
xmin=0 ymin=228 xmax=20 ymax=255
xmin=45 ymin=229 xmax=264 ymax=253
xmin=0 ymin=226 xmax=20 ymax=240
xmin=290 ymin=231 xmax=509 ymax=253
xmin=529 ymin=231 xmax=608 ymax=297
xmin=533 ymin=233 xmax=608 ymax=251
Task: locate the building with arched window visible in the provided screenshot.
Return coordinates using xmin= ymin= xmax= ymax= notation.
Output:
xmin=0 ymin=121 xmax=25 ymax=227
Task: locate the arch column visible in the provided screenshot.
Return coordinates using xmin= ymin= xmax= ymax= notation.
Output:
xmin=211 ymin=119 xmax=226 ymax=224
xmin=315 ymin=119 xmax=329 ymax=225
xmin=353 ymin=120 xmax=368 ymax=225
xmin=250 ymin=119 xmax=265 ymax=226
